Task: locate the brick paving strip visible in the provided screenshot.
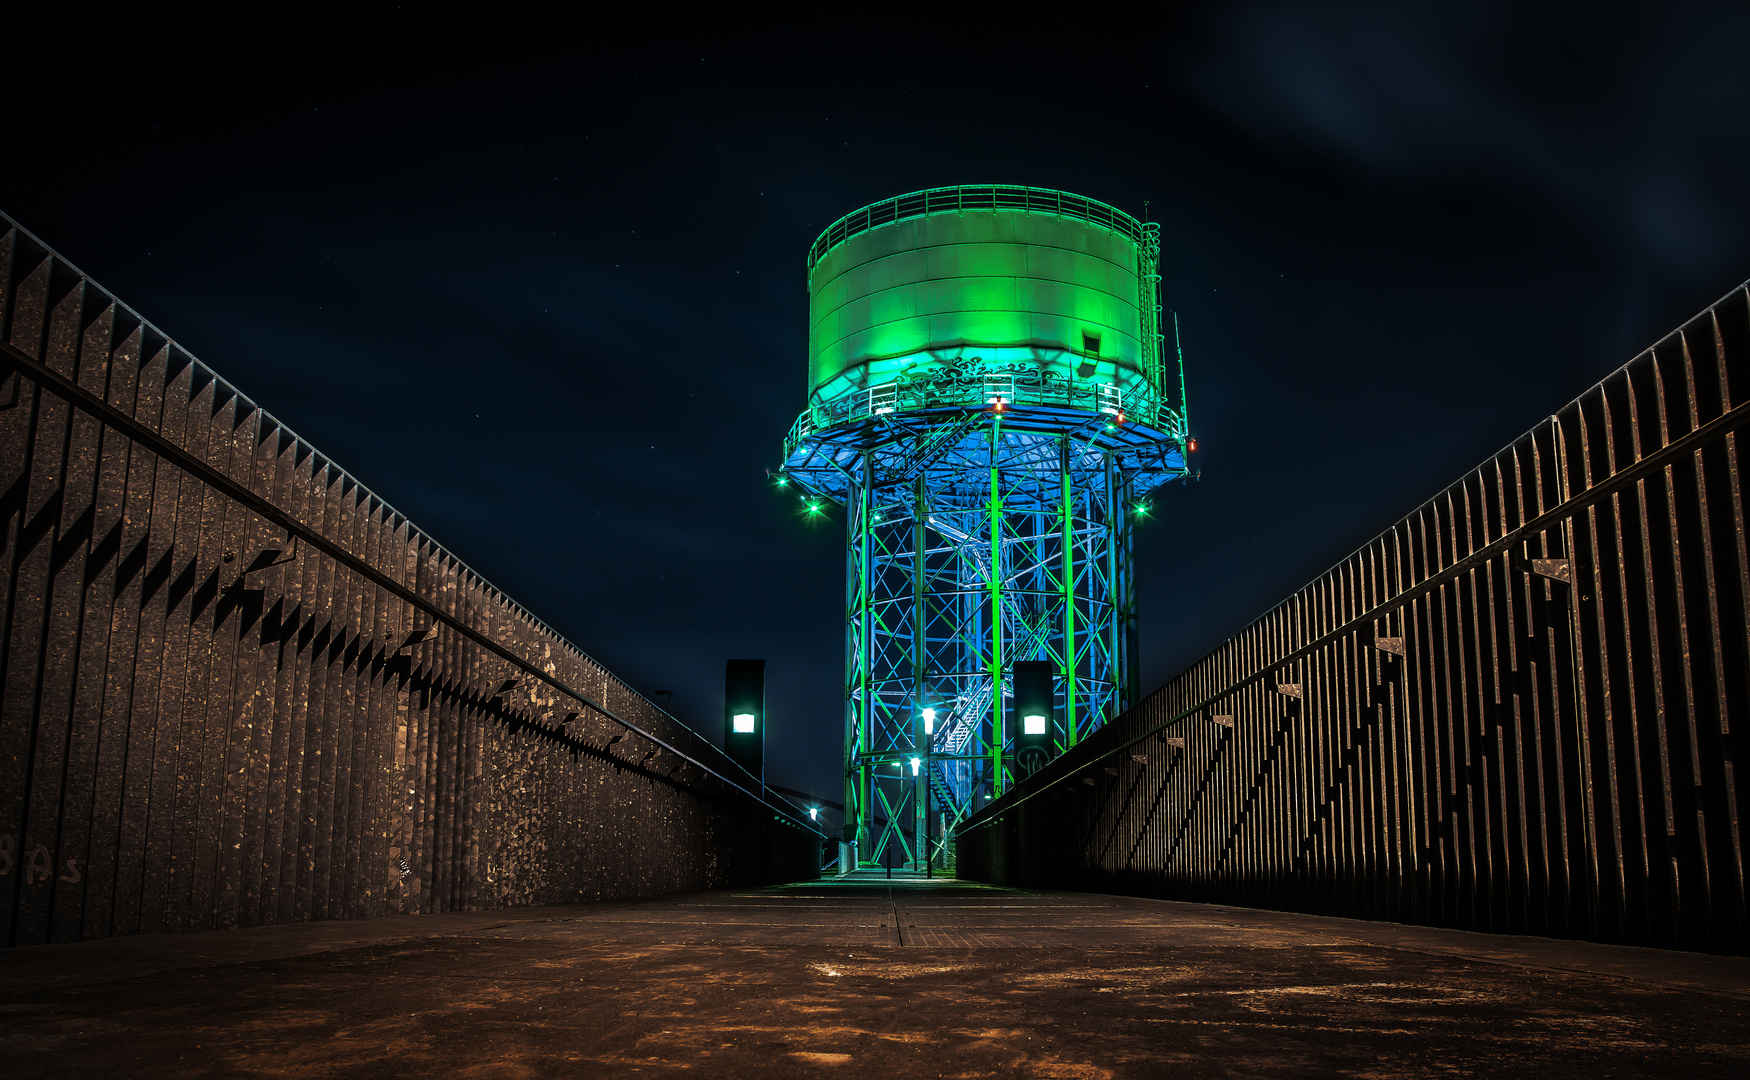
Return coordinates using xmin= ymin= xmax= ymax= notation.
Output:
xmin=3 ymin=871 xmax=1748 ymax=1078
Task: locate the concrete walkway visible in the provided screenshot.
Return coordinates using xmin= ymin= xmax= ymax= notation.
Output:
xmin=3 ymin=871 xmax=1748 ymax=1077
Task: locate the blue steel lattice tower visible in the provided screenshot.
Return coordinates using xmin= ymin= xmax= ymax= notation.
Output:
xmin=777 ymin=186 xmax=1192 ymax=868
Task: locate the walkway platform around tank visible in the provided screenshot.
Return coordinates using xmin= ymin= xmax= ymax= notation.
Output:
xmin=4 ymin=871 xmax=1748 ymax=1077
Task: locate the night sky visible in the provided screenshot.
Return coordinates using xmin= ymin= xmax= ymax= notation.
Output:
xmin=7 ymin=5 xmax=1749 ymax=814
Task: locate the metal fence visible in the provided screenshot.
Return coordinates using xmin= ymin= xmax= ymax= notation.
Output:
xmin=0 ymin=214 xmax=820 ymax=947
xmin=958 ymin=280 xmax=1750 ymax=955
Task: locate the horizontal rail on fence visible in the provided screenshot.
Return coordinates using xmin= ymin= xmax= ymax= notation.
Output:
xmin=0 ymin=337 xmax=824 ymax=841
xmin=961 ymin=379 xmax=1750 ymax=833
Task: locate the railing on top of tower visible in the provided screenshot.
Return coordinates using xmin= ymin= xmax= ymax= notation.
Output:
xmin=782 ymin=373 xmax=1188 ymax=464
xmin=806 ymin=184 xmax=1150 ymax=272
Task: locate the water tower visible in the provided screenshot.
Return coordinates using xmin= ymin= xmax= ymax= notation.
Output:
xmin=777 ymin=185 xmax=1192 ymax=868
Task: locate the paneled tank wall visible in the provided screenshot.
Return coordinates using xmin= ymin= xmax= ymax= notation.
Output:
xmin=0 ymin=216 xmax=818 ymax=948
xmin=959 ymin=281 xmax=1750 ymax=955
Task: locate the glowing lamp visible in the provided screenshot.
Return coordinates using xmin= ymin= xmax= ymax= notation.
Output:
xmin=922 ymin=707 xmax=936 ymax=734
xmin=910 ymin=756 xmax=921 ymax=775
xmin=732 ymin=713 xmax=756 ymax=733
xmin=1023 ymin=714 xmax=1046 ymax=735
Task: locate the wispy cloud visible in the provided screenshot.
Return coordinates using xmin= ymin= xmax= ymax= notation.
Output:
xmin=1175 ymin=2 xmax=1750 ymax=284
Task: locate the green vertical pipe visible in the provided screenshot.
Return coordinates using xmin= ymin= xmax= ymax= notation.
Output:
xmin=913 ymin=472 xmax=928 ymax=867
xmin=1121 ymin=475 xmax=1139 ymax=710
xmin=989 ymin=417 xmax=1005 ymax=797
xmin=1061 ymin=437 xmax=1077 ymax=748
xmin=858 ymin=455 xmax=875 ymax=860
xmin=1106 ymin=454 xmax=1121 ymax=724
xmin=842 ymin=464 xmax=857 ymax=866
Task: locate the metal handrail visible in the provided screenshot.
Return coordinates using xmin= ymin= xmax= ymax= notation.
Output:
xmin=0 ymin=213 xmax=647 ymax=728
xmin=807 ymin=185 xmax=1147 ymax=272
xmin=0 ymin=212 xmax=826 ymax=840
xmin=0 ymin=338 xmax=826 ymax=840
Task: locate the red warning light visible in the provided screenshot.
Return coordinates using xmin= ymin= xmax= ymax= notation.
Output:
xmin=1188 ymin=437 xmax=1198 ymax=453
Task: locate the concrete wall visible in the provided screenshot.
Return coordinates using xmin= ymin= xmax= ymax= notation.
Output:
xmin=0 ymin=216 xmax=818 ymax=948
xmin=959 ymin=281 xmax=1750 ymax=955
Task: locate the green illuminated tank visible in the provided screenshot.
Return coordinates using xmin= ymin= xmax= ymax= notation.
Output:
xmin=803 ymin=185 xmax=1166 ymax=428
